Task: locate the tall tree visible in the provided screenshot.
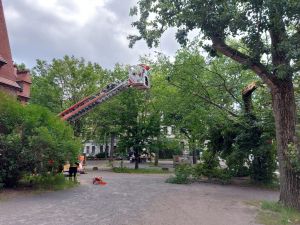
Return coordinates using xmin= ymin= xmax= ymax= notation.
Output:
xmin=30 ymin=55 xmax=110 ymax=138
xmin=130 ymin=0 xmax=300 ymax=209
xmin=117 ymin=88 xmax=160 ymax=169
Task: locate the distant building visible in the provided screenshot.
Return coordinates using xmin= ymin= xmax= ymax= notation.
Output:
xmin=161 ymin=125 xmax=176 ymax=139
xmin=82 ymin=125 xmax=190 ymax=157
xmin=0 ymin=0 xmax=31 ymax=103
xmin=83 ymin=140 xmax=117 ymax=157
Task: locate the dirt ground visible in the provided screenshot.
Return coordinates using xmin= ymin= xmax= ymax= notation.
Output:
xmin=0 ymin=170 xmax=278 ymax=225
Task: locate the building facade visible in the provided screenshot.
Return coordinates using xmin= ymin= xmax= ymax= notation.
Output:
xmin=83 ymin=140 xmax=117 ymax=157
xmin=0 ymin=0 xmax=31 ymax=103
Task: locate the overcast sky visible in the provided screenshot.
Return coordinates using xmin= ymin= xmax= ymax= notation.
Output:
xmin=2 ymin=0 xmax=180 ymax=69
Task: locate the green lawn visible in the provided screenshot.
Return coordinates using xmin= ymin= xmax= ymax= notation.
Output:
xmin=247 ymin=201 xmax=300 ymax=225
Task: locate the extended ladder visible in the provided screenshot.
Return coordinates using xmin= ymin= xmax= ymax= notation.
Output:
xmin=58 ymin=65 xmax=150 ymax=122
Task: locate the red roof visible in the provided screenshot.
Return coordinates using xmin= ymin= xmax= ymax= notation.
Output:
xmin=17 ymin=71 xmax=32 ymax=84
xmin=0 ymin=77 xmax=20 ymax=89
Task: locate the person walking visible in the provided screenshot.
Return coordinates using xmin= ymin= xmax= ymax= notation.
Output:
xmin=69 ymin=162 xmax=79 ymax=181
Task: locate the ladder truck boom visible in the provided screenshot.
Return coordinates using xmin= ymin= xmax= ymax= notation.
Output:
xmin=58 ymin=65 xmax=150 ymax=122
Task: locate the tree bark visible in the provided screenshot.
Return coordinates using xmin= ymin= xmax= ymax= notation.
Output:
xmin=271 ymin=80 xmax=300 ymax=209
xmin=110 ymin=133 xmax=116 ymax=158
xmin=134 ymin=148 xmax=139 ymax=169
xmin=242 ymin=82 xmax=257 ymax=114
xmin=189 ymin=139 xmax=197 ymax=164
xmin=154 ymin=153 xmax=158 ymax=166
xmin=212 ymin=37 xmax=300 ymax=209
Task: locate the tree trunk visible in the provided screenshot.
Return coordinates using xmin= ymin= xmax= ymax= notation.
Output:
xmin=189 ymin=139 xmax=197 ymax=164
xmin=154 ymin=151 xmax=159 ymax=166
xmin=110 ymin=133 xmax=116 ymax=158
xmin=134 ymin=148 xmax=139 ymax=169
xmin=271 ymin=80 xmax=300 ymax=209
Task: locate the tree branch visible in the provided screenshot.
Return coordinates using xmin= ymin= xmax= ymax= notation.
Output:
xmin=242 ymin=81 xmax=258 ymax=114
xmin=211 ymin=37 xmax=274 ymax=88
xmin=169 ymin=81 xmax=239 ymax=117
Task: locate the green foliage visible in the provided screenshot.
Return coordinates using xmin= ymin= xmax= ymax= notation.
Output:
xmin=201 ymin=150 xmax=219 ymax=174
xmin=148 ymin=46 xmax=276 ymax=183
xmin=287 ymin=143 xmax=300 ymax=173
xmin=130 ymin=0 xmax=299 ymax=76
xmin=166 ymin=164 xmax=192 ymax=184
xmin=158 ymin=138 xmax=181 ymax=159
xmin=193 ymin=151 xmax=232 ymax=183
xmin=31 ymin=56 xmax=108 ymax=113
xmin=250 ymin=139 xmax=277 ymax=183
xmin=0 ymin=93 xmax=81 ymax=187
xmin=21 ymin=173 xmax=78 ymax=190
xmin=131 ymin=0 xmax=299 ymax=208
xmin=257 ymin=201 xmax=300 ymax=225
xmin=115 ymin=88 xmax=161 ymax=166
xmin=30 ymin=56 xmax=112 ymax=138
xmin=95 ymin=152 xmax=106 ymax=159
xmin=206 ymin=114 xmax=276 ymax=182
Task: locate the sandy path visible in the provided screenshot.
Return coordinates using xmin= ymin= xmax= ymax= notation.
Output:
xmin=0 ymin=171 xmax=278 ymax=225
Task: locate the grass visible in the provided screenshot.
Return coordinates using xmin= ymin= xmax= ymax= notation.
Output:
xmin=112 ymin=167 xmax=170 ymax=174
xmin=246 ymin=201 xmax=300 ymax=225
xmin=0 ymin=175 xmax=79 ymax=202
xmin=20 ymin=173 xmax=80 ymax=191
xmin=231 ymin=177 xmax=280 ymax=190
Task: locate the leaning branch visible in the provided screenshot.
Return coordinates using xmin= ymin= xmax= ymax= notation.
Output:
xmin=211 ymin=37 xmax=274 ymax=88
xmin=169 ymin=81 xmax=239 ymax=118
xmin=242 ymin=81 xmax=258 ymax=114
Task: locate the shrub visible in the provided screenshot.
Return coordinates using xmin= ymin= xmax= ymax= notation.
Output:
xmin=0 ymin=93 xmax=81 ymax=187
xmin=192 ymin=163 xmax=232 ymax=184
xmin=166 ymin=164 xmax=192 ymax=184
xmin=95 ymin=152 xmax=106 ymax=159
xmin=159 ymin=138 xmax=181 ymax=159
xmin=250 ymin=140 xmax=276 ymax=183
xmin=192 ymin=163 xmax=203 ymax=179
xmin=21 ymin=173 xmax=78 ymax=190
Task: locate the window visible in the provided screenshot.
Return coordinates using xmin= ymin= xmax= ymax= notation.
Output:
xmin=86 ymin=146 xmax=90 ymax=154
xmin=92 ymin=146 xmax=95 ymax=154
xmin=100 ymin=145 xmax=104 ymax=153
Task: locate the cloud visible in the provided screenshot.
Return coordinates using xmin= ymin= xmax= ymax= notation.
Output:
xmin=2 ymin=0 xmax=179 ymax=69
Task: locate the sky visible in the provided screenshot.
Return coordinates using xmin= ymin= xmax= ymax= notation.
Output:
xmin=2 ymin=0 xmax=180 ymax=69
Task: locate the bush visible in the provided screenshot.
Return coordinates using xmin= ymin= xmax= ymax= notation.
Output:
xmin=192 ymin=163 xmax=204 ymax=179
xmin=192 ymin=163 xmax=232 ymax=184
xmin=159 ymin=138 xmax=181 ymax=159
xmin=21 ymin=173 xmax=78 ymax=190
xmin=166 ymin=164 xmax=192 ymax=184
xmin=95 ymin=152 xmax=106 ymax=159
xmin=226 ymin=151 xmax=250 ymax=177
xmin=0 ymin=93 xmax=81 ymax=187
xmin=250 ymin=141 xmax=276 ymax=183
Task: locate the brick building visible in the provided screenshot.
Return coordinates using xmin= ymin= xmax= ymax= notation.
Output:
xmin=0 ymin=0 xmax=31 ymax=103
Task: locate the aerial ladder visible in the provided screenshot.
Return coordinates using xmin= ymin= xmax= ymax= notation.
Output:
xmin=58 ymin=65 xmax=150 ymax=122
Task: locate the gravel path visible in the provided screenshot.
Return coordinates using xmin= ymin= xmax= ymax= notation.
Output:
xmin=0 ymin=171 xmax=278 ymax=225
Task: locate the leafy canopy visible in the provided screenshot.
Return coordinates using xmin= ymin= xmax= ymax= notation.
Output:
xmin=129 ymin=0 xmax=300 ymax=80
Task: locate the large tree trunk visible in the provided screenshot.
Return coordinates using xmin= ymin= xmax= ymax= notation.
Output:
xmin=134 ymin=148 xmax=139 ymax=169
xmin=154 ymin=153 xmax=158 ymax=166
xmin=189 ymin=139 xmax=197 ymax=164
xmin=271 ymin=80 xmax=300 ymax=209
xmin=110 ymin=133 xmax=116 ymax=158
